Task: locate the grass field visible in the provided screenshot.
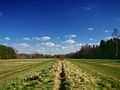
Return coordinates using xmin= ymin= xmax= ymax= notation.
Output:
xmin=0 ymin=59 xmax=120 ymax=90
xmin=68 ymin=59 xmax=120 ymax=90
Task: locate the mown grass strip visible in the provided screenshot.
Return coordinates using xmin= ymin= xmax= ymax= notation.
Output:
xmin=70 ymin=59 xmax=120 ymax=89
xmin=0 ymin=60 xmax=57 ymax=90
xmin=0 ymin=61 xmax=46 ymax=81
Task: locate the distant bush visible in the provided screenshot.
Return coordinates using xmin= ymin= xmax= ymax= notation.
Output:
xmin=0 ymin=45 xmax=17 ymax=59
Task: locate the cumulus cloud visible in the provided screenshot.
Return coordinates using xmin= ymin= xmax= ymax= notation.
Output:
xmin=4 ymin=37 xmax=10 ymax=41
xmin=40 ymin=43 xmax=82 ymax=55
xmin=10 ymin=41 xmax=83 ymax=55
xmin=41 ymin=36 xmax=51 ymax=41
xmin=32 ymin=36 xmax=50 ymax=41
xmin=23 ymin=37 xmax=30 ymax=41
xmin=65 ymin=34 xmax=77 ymax=39
xmin=105 ymin=30 xmax=109 ymax=33
xmin=89 ymin=38 xmax=93 ymax=41
xmin=36 ymin=49 xmax=44 ymax=53
xmin=32 ymin=37 xmax=41 ymax=40
xmin=59 ymin=43 xmax=82 ymax=54
xmin=12 ymin=43 xmax=30 ymax=50
xmin=88 ymin=28 xmax=94 ymax=31
xmin=105 ymin=36 xmax=113 ymax=40
xmin=41 ymin=42 xmax=55 ymax=47
xmin=88 ymin=42 xmax=100 ymax=46
xmin=64 ymin=39 xmax=76 ymax=44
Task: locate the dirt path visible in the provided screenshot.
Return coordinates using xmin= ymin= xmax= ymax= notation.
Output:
xmin=54 ymin=60 xmax=68 ymax=90
xmin=59 ymin=61 xmax=67 ymax=90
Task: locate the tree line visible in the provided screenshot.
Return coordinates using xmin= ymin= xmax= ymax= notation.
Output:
xmin=0 ymin=45 xmax=17 ymax=59
xmin=65 ymin=29 xmax=120 ymax=59
xmin=17 ymin=53 xmax=52 ymax=59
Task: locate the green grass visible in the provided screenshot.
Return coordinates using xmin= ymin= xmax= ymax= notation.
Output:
xmin=0 ymin=59 xmax=57 ymax=90
xmin=69 ymin=59 xmax=120 ymax=80
xmin=0 ymin=59 xmax=120 ymax=90
xmin=69 ymin=59 xmax=120 ymax=89
xmin=0 ymin=59 xmax=50 ymax=80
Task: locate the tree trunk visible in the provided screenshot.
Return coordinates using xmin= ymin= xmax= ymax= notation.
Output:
xmin=116 ymin=39 xmax=118 ymax=58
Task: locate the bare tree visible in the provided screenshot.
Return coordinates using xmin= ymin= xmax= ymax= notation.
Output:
xmin=111 ymin=28 xmax=120 ymax=58
xmin=111 ymin=28 xmax=120 ymax=38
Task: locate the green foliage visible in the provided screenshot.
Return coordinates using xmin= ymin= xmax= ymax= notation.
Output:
xmin=0 ymin=45 xmax=17 ymax=59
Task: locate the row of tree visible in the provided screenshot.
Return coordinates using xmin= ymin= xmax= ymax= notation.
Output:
xmin=17 ymin=53 xmax=52 ymax=59
xmin=65 ymin=29 xmax=120 ymax=59
xmin=0 ymin=45 xmax=17 ymax=59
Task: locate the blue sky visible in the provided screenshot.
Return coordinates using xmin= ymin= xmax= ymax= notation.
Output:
xmin=0 ymin=0 xmax=120 ymax=54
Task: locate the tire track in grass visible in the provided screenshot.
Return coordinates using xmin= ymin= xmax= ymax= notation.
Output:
xmin=54 ymin=60 xmax=96 ymax=90
xmin=54 ymin=60 xmax=69 ymax=90
xmin=59 ymin=61 xmax=67 ymax=90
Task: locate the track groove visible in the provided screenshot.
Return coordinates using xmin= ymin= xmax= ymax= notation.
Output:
xmin=59 ymin=62 xmax=67 ymax=90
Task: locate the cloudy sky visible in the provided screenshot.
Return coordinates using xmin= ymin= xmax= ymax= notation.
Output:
xmin=0 ymin=0 xmax=120 ymax=55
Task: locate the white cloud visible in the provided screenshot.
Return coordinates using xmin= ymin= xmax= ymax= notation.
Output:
xmin=88 ymin=42 xmax=100 ymax=46
xmin=89 ymin=38 xmax=93 ymax=41
xmin=65 ymin=34 xmax=77 ymax=39
xmin=23 ymin=37 xmax=30 ymax=41
xmin=12 ymin=43 xmax=30 ymax=50
xmin=105 ymin=30 xmax=109 ymax=33
xmin=81 ymin=6 xmax=92 ymax=10
xmin=41 ymin=36 xmax=51 ymax=41
xmin=105 ymin=36 xmax=113 ymax=40
xmin=27 ymin=41 xmax=82 ymax=55
xmin=41 ymin=42 xmax=55 ymax=47
xmin=59 ymin=43 xmax=82 ymax=54
xmin=88 ymin=28 xmax=94 ymax=31
xmin=10 ymin=41 xmax=83 ymax=55
xmin=64 ymin=39 xmax=76 ymax=44
xmin=36 ymin=49 xmax=44 ymax=53
xmin=4 ymin=37 xmax=10 ymax=41
xmin=41 ymin=43 xmax=82 ymax=55
xmin=32 ymin=36 xmax=50 ymax=41
xmin=32 ymin=37 xmax=41 ymax=40
xmin=61 ymin=46 xmax=66 ymax=49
